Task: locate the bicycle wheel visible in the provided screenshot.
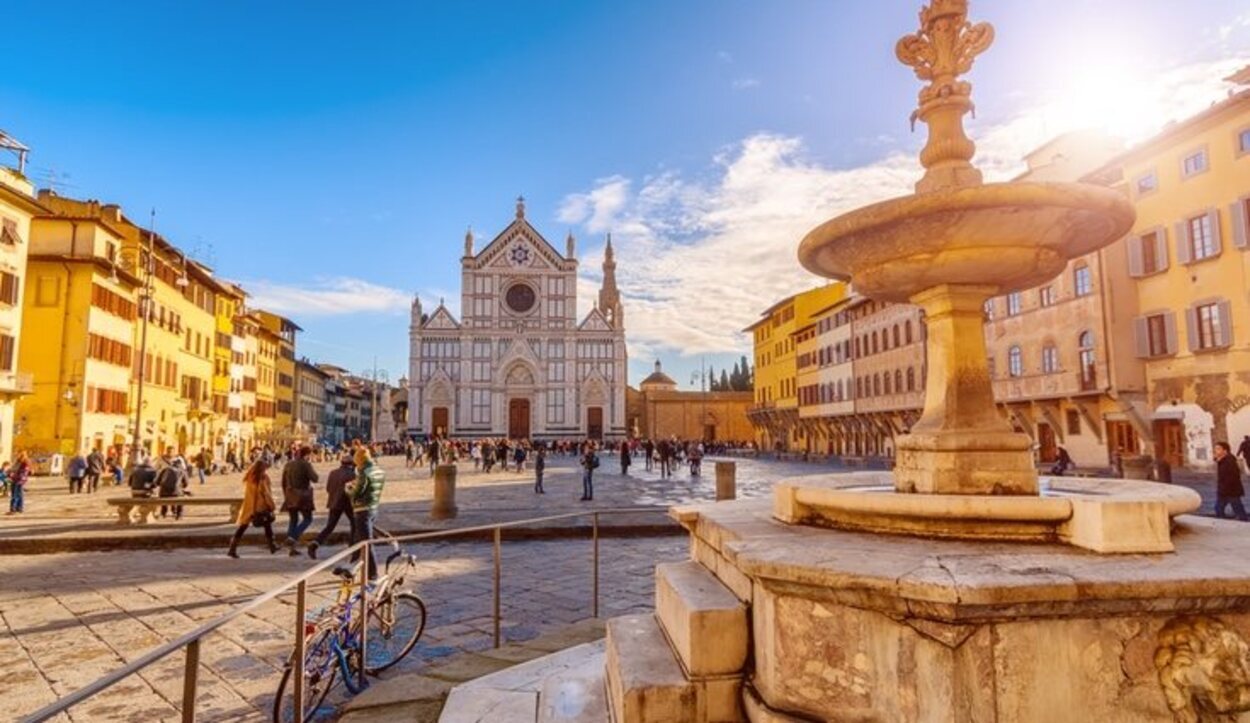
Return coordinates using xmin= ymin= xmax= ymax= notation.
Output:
xmin=273 ymin=630 xmax=339 ymax=723
xmin=364 ymin=591 xmax=427 ymax=674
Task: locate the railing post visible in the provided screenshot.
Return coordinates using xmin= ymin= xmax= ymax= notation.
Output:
xmin=293 ymin=580 xmax=306 ymax=722
xmin=592 ymin=512 xmax=600 ymax=619
xmin=493 ymin=526 xmax=502 ymax=649
xmin=181 ymin=638 xmax=200 ymax=723
xmin=358 ymin=540 xmax=369 ymax=690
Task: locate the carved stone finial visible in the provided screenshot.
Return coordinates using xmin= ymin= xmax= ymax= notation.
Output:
xmin=464 ymin=226 xmax=474 ymax=256
xmin=896 ymin=0 xmax=994 ymax=193
xmin=1155 ymin=616 xmax=1250 ymax=723
xmin=516 ymin=195 xmax=526 ymax=219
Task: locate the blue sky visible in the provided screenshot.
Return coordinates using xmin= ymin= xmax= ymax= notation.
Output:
xmin=4 ymin=1 xmax=1249 ymax=389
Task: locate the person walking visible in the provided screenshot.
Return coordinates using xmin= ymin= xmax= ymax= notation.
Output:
xmin=66 ymin=452 xmax=87 ymax=494
xmin=580 ymin=442 xmax=599 ymax=501
xmin=7 ymin=453 xmax=30 ymax=514
xmin=1215 ymin=441 xmax=1249 ymax=521
xmin=496 ymin=440 xmax=509 ymax=473
xmin=227 ymin=459 xmax=279 ymax=557
xmin=534 ymin=446 xmax=546 ymax=494
xmin=195 ymin=449 xmax=211 ymax=485
xmin=513 ymin=444 xmax=527 ymax=473
xmin=428 ymin=437 xmax=441 ymax=475
xmin=643 ymin=439 xmax=655 ymax=472
xmin=281 ymin=446 xmax=319 ymax=555
xmin=349 ymin=447 xmax=386 ymax=579
xmin=1239 ymin=435 xmax=1250 ymax=474
xmin=307 ymin=455 xmax=356 ymax=559
xmin=85 ymin=448 xmax=105 ymax=493
xmin=619 ymin=442 xmax=631 ymax=476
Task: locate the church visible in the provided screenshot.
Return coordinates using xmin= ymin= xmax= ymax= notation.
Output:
xmin=407 ymin=197 xmax=627 ymax=442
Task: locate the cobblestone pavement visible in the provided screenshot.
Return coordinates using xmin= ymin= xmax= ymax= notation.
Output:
xmin=0 ymin=535 xmax=687 ymax=722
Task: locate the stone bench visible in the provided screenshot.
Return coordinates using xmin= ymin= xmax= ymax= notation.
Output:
xmin=107 ymin=496 xmax=243 ymax=525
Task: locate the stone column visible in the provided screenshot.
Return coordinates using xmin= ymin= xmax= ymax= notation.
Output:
xmin=431 ymin=464 xmax=458 ymax=520
xmin=715 ymin=461 xmax=736 ymax=501
xmin=894 ymin=284 xmax=1037 ymax=496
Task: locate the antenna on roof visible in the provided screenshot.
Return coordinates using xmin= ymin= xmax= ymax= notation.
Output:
xmin=0 ymin=130 xmax=29 ymax=174
xmin=29 ymin=166 xmax=77 ymax=193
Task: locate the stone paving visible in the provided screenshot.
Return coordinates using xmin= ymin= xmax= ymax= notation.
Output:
xmin=0 ymin=535 xmax=688 ymax=722
xmin=0 ymin=454 xmax=835 ymax=550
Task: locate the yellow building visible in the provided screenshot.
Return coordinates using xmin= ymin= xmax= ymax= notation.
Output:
xmin=256 ymin=310 xmax=300 ymax=442
xmin=746 ymin=282 xmax=847 ymax=450
xmin=0 ymin=142 xmax=39 ymax=462
xmin=235 ymin=311 xmax=260 ymax=453
xmin=1088 ymin=66 xmax=1250 ymax=469
xmin=20 ymin=195 xmax=137 ymax=456
xmin=210 ymin=279 xmax=246 ymax=457
xmin=253 ymin=312 xmax=278 ymax=443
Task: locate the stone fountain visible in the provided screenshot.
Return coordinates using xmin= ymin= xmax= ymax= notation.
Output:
xmin=437 ymin=3 xmax=1250 ymax=722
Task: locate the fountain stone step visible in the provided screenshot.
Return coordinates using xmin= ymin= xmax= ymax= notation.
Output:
xmin=605 ymin=613 xmax=697 ymax=723
xmin=537 ymin=666 xmax=609 ymax=723
xmin=654 ymin=561 xmax=748 ymax=677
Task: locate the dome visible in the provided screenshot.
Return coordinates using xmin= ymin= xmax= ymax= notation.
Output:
xmin=640 ymin=360 xmax=678 ymax=391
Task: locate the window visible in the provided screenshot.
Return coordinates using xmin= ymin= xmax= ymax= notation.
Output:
xmin=1007 ymin=345 xmax=1023 ymax=377
xmin=547 ymin=389 xmax=564 ymax=424
xmin=894 ymin=369 xmax=902 ymax=393
xmin=1187 ymin=213 xmax=1218 ymax=261
xmin=905 ymin=321 xmax=913 ymax=344
xmin=0 ymin=271 xmax=17 ymax=305
xmin=1137 ymin=313 xmax=1175 ymax=358
xmin=892 ymin=325 xmax=900 ymax=347
xmin=883 ymin=373 xmax=891 ymax=395
xmin=1041 ymin=345 xmax=1058 ymax=374
xmin=1239 ymin=127 xmax=1250 ymax=156
xmin=1079 ymin=331 xmax=1096 ymax=389
xmin=984 ymin=299 xmax=995 ymax=319
xmin=0 ymin=333 xmax=13 ymax=371
xmin=1191 ymin=302 xmax=1230 ymax=351
xmin=1130 ymin=228 xmax=1167 ymax=276
xmin=1181 ymin=148 xmax=1209 ymax=178
xmin=1135 ymin=171 xmax=1157 ymax=196
xmin=906 ymin=367 xmax=916 ymax=391
xmin=471 ymin=390 xmax=491 ymax=424
xmin=1073 ymin=265 xmax=1092 ymax=297
xmin=1006 ymin=292 xmax=1022 ymax=316
xmin=1039 ymin=286 xmax=1055 ymax=307
xmin=0 ymin=218 xmax=20 ymax=246
xmin=1066 ymin=409 xmax=1081 ymax=436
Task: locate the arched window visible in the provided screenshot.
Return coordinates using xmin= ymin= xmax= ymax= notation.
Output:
xmin=1041 ymin=344 xmax=1059 ymax=373
xmin=1079 ymin=331 xmax=1096 ymax=388
xmin=873 ymin=373 xmax=881 ymax=396
xmin=906 ymin=367 xmax=916 ymax=391
xmin=894 ymin=369 xmax=903 ymax=392
xmin=871 ymin=331 xmax=879 ymax=354
xmin=1008 ymin=345 xmax=1023 ymax=377
xmin=893 ymin=325 xmax=901 ymax=347
xmin=884 ymin=373 xmax=892 ymax=395
xmin=856 ymin=377 xmax=863 ymax=398
xmin=905 ymin=320 xmax=913 ymax=344
xmin=854 ymin=337 xmax=861 ymax=358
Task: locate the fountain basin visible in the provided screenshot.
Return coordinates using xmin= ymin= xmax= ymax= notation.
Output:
xmin=797 ymin=182 xmax=1135 ymax=302
xmin=774 ymin=472 xmax=1202 ymax=553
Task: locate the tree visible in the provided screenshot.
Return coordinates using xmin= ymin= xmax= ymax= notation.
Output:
xmin=719 ymin=369 xmax=730 ymax=392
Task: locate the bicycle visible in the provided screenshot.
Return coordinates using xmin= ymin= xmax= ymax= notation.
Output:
xmin=273 ymin=536 xmax=428 ymax=723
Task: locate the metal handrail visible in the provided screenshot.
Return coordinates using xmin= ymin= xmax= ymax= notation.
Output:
xmin=21 ymin=505 xmax=674 ymax=723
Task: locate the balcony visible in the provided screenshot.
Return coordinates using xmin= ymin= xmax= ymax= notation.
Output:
xmin=0 ymin=371 xmax=33 ymax=396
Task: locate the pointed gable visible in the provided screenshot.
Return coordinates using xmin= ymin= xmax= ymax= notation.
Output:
xmin=578 ymin=306 xmax=612 ymax=332
xmin=422 ymin=305 xmax=461 ymax=330
xmin=472 ymin=218 xmax=566 ymax=271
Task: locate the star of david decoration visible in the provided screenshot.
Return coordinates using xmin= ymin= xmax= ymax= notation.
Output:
xmin=510 ymin=244 xmax=531 ymax=265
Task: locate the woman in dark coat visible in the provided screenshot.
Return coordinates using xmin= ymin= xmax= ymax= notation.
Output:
xmin=1214 ymin=441 xmax=1248 ymax=521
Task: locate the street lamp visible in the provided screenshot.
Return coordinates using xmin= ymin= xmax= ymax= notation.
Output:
xmin=690 ymin=357 xmax=709 ymax=442
xmin=360 ymin=361 xmax=389 ymax=442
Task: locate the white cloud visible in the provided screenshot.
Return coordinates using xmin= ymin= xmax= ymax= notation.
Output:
xmin=731 ymin=77 xmax=761 ymax=91
xmin=563 ymin=55 xmax=1246 ymax=360
xmin=244 ymin=277 xmax=413 ymax=316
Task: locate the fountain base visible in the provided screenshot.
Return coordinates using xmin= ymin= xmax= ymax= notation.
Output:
xmin=894 ymin=429 xmax=1038 ymax=495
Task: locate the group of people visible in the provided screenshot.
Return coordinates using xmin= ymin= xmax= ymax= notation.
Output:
xmin=224 ymin=441 xmax=387 ymax=576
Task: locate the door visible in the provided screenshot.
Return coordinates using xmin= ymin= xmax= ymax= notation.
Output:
xmin=587 ymin=407 xmax=604 ymax=440
xmin=1105 ymin=420 xmax=1140 ymax=457
xmin=1037 ymin=423 xmax=1058 ymax=463
xmin=508 ymin=399 xmax=531 ymax=440
xmin=431 ymin=407 xmax=449 ymax=439
xmin=1153 ymin=419 xmax=1185 ymax=468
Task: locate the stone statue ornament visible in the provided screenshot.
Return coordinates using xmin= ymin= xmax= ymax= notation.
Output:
xmin=1155 ymin=616 xmax=1250 ymax=723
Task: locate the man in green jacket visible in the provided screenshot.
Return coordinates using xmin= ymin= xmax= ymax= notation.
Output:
xmin=350 ymin=447 xmax=386 ymax=578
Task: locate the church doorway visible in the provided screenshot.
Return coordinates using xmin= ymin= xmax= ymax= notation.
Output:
xmin=432 ymin=407 xmax=449 ymax=438
xmin=509 ymin=399 xmax=531 ymax=440
xmin=587 ymin=407 xmax=604 ymax=440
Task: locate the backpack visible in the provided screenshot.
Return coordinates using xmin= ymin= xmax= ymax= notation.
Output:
xmin=591 ymin=455 xmax=601 ymax=469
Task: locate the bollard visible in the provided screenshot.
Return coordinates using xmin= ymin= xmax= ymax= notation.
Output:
xmin=431 ymin=464 xmax=458 ymax=519
xmin=715 ymin=461 xmax=736 ymax=501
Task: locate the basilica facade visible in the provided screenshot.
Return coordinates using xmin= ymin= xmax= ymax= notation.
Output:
xmin=407 ymin=198 xmax=627 ymax=441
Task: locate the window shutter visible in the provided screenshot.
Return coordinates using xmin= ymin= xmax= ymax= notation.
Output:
xmin=1185 ymin=306 xmax=1200 ymax=351
xmin=1133 ymin=317 xmax=1150 ymax=357
xmin=1155 ymin=227 xmax=1170 ymax=271
xmin=1164 ymin=312 xmax=1178 ymax=355
xmin=1218 ymin=300 xmax=1234 ymax=348
xmin=1127 ymin=236 xmax=1144 ymax=277
xmin=1208 ymin=209 xmax=1223 ymax=256
xmin=1176 ymin=222 xmax=1192 ymax=265
xmin=1232 ymin=198 xmax=1249 ymax=249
